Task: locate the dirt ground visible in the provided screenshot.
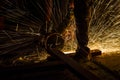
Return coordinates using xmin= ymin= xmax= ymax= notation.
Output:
xmin=94 ymin=51 xmax=120 ymax=75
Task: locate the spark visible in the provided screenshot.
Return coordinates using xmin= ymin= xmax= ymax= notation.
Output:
xmin=63 ymin=0 xmax=120 ymax=55
xmin=88 ymin=0 xmax=120 ymax=55
xmin=0 ymin=0 xmax=120 ymax=56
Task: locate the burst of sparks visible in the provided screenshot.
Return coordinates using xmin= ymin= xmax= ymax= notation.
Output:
xmin=63 ymin=0 xmax=120 ymax=55
xmin=0 ymin=0 xmax=120 ymax=56
xmin=88 ymin=0 xmax=120 ymax=54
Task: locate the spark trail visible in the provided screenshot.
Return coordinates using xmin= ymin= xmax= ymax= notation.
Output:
xmin=62 ymin=0 xmax=120 ymax=55
xmin=0 ymin=0 xmax=120 ymax=56
xmin=0 ymin=0 xmax=70 ymax=61
xmin=88 ymin=0 xmax=120 ymax=54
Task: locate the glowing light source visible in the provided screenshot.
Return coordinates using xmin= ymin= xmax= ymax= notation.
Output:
xmin=64 ymin=51 xmax=75 ymax=54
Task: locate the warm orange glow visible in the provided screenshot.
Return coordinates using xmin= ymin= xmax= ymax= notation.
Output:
xmin=88 ymin=42 xmax=120 ymax=55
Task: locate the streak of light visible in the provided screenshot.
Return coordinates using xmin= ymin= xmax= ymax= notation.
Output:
xmin=64 ymin=51 xmax=75 ymax=54
xmin=0 ymin=0 xmax=120 ymax=56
